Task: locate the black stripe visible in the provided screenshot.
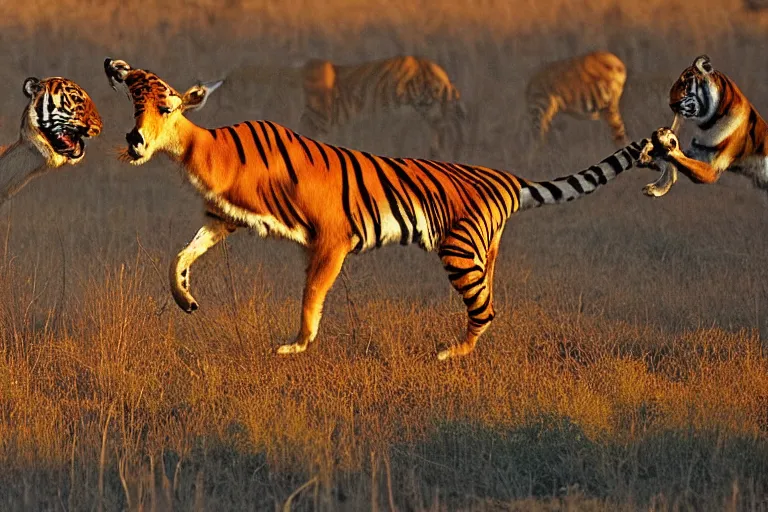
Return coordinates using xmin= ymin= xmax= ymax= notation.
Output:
xmin=601 ymin=154 xmax=623 ymax=175
xmin=245 ymin=122 xmax=270 ymax=169
xmin=340 ymin=148 xmax=382 ymax=247
xmin=360 ymin=153 xmax=412 ymax=245
xmin=296 ymin=135 xmax=315 ymax=165
xmin=566 ymin=176 xmax=584 ymax=194
xmin=225 ymin=126 xmax=246 ymax=165
xmin=328 ymin=145 xmax=363 ymax=251
xmin=264 ymin=121 xmax=298 ymax=184
xmin=278 ymin=186 xmax=315 ymax=239
xmin=309 ymin=138 xmax=331 ymax=170
xmin=208 ymin=129 xmax=218 ymax=140
xmin=268 ymin=186 xmax=294 ymax=228
xmin=524 ymin=183 xmax=545 ymax=204
xmin=539 ymin=181 xmax=563 ymax=201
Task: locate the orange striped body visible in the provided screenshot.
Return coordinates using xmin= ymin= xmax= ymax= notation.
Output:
xmin=105 ymin=58 xmax=652 ymax=360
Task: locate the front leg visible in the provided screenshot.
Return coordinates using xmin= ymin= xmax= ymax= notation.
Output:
xmin=643 ymin=159 xmax=678 ymax=197
xmin=170 ymin=218 xmax=236 ymax=313
xmin=277 ymin=244 xmax=348 ymax=355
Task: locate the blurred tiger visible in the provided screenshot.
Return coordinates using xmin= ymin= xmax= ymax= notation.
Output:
xmin=300 ymin=56 xmax=466 ymax=159
xmin=218 ymin=56 xmax=466 ymax=160
xmin=105 ymin=58 xmax=657 ymax=361
xmin=0 ymin=76 xmax=102 ymax=204
xmin=642 ymin=55 xmax=768 ymax=197
xmin=526 ymin=51 xmax=628 ymax=147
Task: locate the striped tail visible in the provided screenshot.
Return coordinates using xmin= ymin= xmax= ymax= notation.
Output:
xmin=519 ymin=138 xmax=650 ymax=211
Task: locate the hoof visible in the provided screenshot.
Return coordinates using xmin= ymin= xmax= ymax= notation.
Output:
xmin=277 ymin=343 xmax=308 ymax=355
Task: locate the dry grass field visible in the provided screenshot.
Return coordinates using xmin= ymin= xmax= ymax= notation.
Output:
xmin=1 ymin=0 xmax=768 ymax=509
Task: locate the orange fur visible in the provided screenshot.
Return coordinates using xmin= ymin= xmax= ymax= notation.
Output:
xmin=105 ymin=58 xmax=653 ymax=360
xmin=656 ymin=55 xmax=768 ymax=189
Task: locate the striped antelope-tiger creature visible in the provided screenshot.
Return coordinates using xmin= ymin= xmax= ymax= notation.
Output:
xmin=219 ymin=55 xmax=466 ymax=160
xmin=0 ymin=77 xmax=102 ymax=204
xmin=105 ymin=58 xmax=656 ymax=360
xmin=641 ymin=55 xmax=768 ymax=197
xmin=526 ymin=51 xmax=629 ymax=147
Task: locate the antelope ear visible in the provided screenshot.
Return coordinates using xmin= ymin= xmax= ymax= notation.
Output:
xmin=104 ymin=58 xmax=133 ymax=89
xmin=181 ymin=80 xmax=223 ymax=112
xmin=694 ymin=55 xmax=713 ymax=74
xmin=23 ymin=77 xmax=42 ymax=98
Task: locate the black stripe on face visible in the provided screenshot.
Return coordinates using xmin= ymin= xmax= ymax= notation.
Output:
xmin=245 ymin=121 xmax=270 ymax=169
xmin=226 ymin=126 xmax=246 ymax=165
xmin=264 ymin=122 xmax=299 ymax=184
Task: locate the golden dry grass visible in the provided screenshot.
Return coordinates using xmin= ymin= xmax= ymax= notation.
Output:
xmin=1 ymin=0 xmax=768 ymax=509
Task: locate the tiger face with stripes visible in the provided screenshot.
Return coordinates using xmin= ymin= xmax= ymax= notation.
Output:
xmin=526 ymin=51 xmax=628 ymax=147
xmin=643 ymin=55 xmax=768 ymax=196
xmin=105 ymin=58 xmax=656 ymax=360
xmin=0 ymin=77 xmax=102 ymax=203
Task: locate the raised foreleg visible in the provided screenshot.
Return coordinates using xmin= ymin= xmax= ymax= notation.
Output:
xmin=170 ymin=217 xmax=236 ymax=313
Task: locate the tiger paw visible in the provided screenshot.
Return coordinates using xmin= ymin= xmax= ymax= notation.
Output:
xmin=642 ymin=160 xmax=678 ymax=197
xmin=276 ymin=342 xmax=309 ymax=355
xmin=650 ymin=127 xmax=680 ymax=156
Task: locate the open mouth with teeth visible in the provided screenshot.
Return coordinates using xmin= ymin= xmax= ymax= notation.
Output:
xmin=43 ymin=126 xmax=87 ymax=160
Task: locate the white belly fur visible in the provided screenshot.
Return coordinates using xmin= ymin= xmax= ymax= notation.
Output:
xmin=187 ymin=175 xmax=309 ymax=245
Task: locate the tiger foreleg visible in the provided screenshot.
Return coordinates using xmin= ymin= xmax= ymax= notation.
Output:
xmin=277 ymin=244 xmax=348 ymax=355
xmin=169 ymin=218 xmax=236 ymax=313
xmin=641 ymin=127 xmax=681 ymax=197
xmin=642 ymin=159 xmax=679 ymax=197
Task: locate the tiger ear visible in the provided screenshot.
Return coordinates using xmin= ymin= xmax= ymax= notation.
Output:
xmin=23 ymin=77 xmax=42 ymax=98
xmin=104 ymin=58 xmax=133 ymax=89
xmin=181 ymin=80 xmax=223 ymax=112
xmin=694 ymin=55 xmax=713 ymax=74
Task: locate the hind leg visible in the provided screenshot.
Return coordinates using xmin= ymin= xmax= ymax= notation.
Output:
xmin=277 ymin=242 xmax=348 ymax=355
xmin=437 ymin=225 xmax=503 ymax=360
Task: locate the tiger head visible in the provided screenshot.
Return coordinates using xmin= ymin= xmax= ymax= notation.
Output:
xmin=21 ymin=77 xmax=102 ymax=167
xmin=668 ymin=55 xmax=718 ymax=123
xmin=104 ymin=58 xmax=221 ymax=166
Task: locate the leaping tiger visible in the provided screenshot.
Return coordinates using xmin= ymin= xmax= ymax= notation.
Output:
xmin=642 ymin=55 xmax=768 ymax=197
xmin=105 ymin=58 xmax=656 ymax=361
xmin=0 ymin=77 xmax=102 ymax=204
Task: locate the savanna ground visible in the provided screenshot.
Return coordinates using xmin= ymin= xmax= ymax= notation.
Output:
xmin=1 ymin=0 xmax=768 ymax=509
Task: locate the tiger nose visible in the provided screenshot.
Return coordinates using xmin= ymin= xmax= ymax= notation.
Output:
xmin=126 ymin=128 xmax=144 ymax=147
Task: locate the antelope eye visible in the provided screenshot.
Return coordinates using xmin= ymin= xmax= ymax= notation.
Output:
xmin=158 ymin=105 xmax=172 ymax=115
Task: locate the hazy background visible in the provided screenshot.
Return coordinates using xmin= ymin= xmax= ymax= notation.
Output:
xmin=1 ymin=0 xmax=767 ymax=510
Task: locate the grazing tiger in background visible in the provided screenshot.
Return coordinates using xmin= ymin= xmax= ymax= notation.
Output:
xmin=0 ymin=77 xmax=102 ymax=204
xmin=526 ymin=51 xmax=628 ymax=147
xmin=219 ymin=56 xmax=466 ymax=160
xmin=642 ymin=55 xmax=768 ymax=197
xmin=300 ymin=56 xmax=466 ymax=159
xmin=105 ymin=58 xmax=656 ymax=361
